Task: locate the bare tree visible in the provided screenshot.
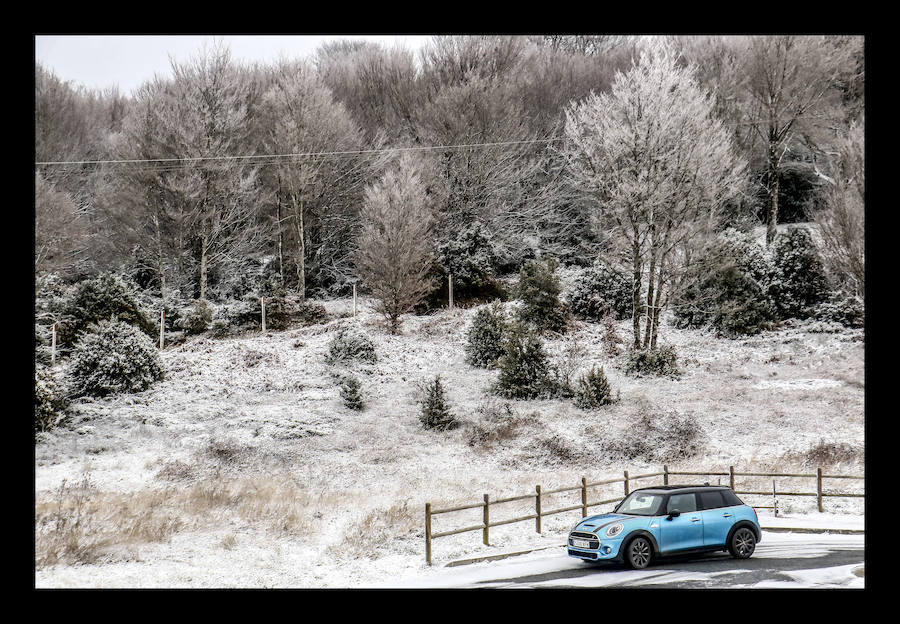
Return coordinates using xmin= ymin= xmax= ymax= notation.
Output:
xmin=816 ymin=117 xmax=864 ymax=297
xmin=735 ymin=35 xmax=858 ymax=246
xmin=565 ymin=39 xmax=746 ymax=350
xmin=355 ymin=154 xmax=436 ymax=333
xmin=35 ymin=173 xmax=88 ymax=277
xmin=156 ymin=42 xmax=264 ymax=300
xmin=256 ymin=60 xmax=369 ymax=299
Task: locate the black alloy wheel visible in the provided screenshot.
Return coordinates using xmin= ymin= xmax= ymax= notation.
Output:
xmin=729 ymin=527 xmax=756 ymax=559
xmin=627 ymin=536 xmax=652 ymax=569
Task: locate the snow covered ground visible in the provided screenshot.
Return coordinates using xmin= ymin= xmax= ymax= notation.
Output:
xmin=34 ymin=296 xmax=864 ymax=588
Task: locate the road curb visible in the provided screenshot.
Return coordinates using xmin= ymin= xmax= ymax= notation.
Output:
xmin=444 ymin=528 xmax=864 ymax=567
xmin=760 ymin=526 xmax=864 ymax=535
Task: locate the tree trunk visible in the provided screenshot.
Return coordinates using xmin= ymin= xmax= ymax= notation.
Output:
xmin=766 ymin=152 xmax=780 ymax=247
xmin=199 ymin=234 xmax=208 ymax=301
xmin=631 ymin=240 xmax=643 ymax=350
xmin=292 ymin=193 xmax=306 ymax=301
xmin=276 ymin=183 xmax=284 ymax=282
xmin=643 ymin=247 xmax=657 ymax=350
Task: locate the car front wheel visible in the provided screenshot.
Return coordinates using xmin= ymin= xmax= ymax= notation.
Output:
xmin=626 ymin=536 xmax=652 ymax=569
xmin=729 ymin=527 xmax=756 ymax=559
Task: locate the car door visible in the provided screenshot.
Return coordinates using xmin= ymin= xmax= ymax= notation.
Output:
xmin=659 ymin=493 xmax=703 ymax=552
xmin=698 ymin=490 xmax=734 ymax=546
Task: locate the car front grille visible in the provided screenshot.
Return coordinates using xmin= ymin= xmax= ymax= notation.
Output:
xmin=569 ymin=549 xmax=597 ymax=560
xmin=569 ymin=531 xmax=600 ymax=549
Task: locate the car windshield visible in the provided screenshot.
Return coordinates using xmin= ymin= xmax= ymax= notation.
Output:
xmin=616 ymin=492 xmax=665 ymax=516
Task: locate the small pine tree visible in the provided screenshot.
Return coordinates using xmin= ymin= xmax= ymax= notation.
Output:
xmin=574 ymin=366 xmax=614 ymax=409
xmin=419 ymin=376 xmax=457 ymax=430
xmin=515 ymin=257 xmax=568 ymax=333
xmin=340 ymin=375 xmax=364 ymax=411
xmin=35 ymin=365 xmax=68 ymax=437
xmin=769 ymin=227 xmax=829 ymax=319
xmin=494 ymin=322 xmax=552 ymax=399
xmin=465 ymin=302 xmax=507 ymax=368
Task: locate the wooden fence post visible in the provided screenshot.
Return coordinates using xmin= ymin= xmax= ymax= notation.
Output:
xmin=483 ymin=494 xmax=490 ymax=546
xmin=261 ymin=297 xmax=266 ymax=333
xmin=535 ymin=485 xmax=542 ymax=534
xmin=817 ymin=467 xmax=824 ymax=513
xmin=663 ymin=465 xmax=669 ymax=486
xmin=51 ymin=322 xmax=57 ymax=365
xmin=581 ymin=477 xmax=588 ymax=517
xmin=729 ymin=465 xmax=735 ymax=491
xmin=425 ymin=503 xmax=432 ymax=565
xmin=624 ymin=470 xmax=630 ymax=496
xmin=159 ymin=310 xmax=165 ymax=350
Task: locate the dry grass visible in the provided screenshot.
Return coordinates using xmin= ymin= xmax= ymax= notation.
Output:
xmin=327 ymin=500 xmax=420 ymax=560
xmin=35 ymin=471 xmax=340 ymax=569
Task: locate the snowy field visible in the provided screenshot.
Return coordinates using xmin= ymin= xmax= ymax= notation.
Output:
xmin=34 ymin=295 xmax=864 ymax=588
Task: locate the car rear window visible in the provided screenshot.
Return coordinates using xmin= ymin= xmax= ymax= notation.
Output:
xmin=721 ymin=490 xmax=744 ymax=507
xmin=698 ymin=490 xmax=725 ymax=510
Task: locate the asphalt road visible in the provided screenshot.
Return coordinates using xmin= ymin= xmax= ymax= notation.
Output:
xmin=416 ymin=533 xmax=865 ymax=588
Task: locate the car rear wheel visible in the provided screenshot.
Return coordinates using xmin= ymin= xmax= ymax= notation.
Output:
xmin=729 ymin=527 xmax=756 ymax=559
xmin=626 ymin=536 xmax=652 ymax=569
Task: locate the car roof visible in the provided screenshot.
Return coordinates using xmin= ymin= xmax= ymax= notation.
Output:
xmin=631 ymin=485 xmax=731 ymax=494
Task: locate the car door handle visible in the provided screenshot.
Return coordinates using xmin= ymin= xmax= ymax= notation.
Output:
xmin=722 ymin=513 xmax=733 ymax=518
xmin=690 ymin=517 xmax=701 ymax=522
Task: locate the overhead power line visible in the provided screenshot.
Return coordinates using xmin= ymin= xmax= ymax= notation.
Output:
xmin=34 ymin=138 xmax=565 ymax=168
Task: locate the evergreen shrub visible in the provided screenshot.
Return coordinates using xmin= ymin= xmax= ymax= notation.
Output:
xmin=465 ymin=302 xmax=508 ymax=368
xmin=624 ymin=345 xmax=680 ymax=378
xmin=419 ymin=376 xmax=457 ymax=431
xmin=515 ymin=257 xmax=568 ymax=333
xmin=69 ymin=320 xmax=164 ymax=397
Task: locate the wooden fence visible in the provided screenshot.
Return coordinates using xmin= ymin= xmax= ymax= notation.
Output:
xmin=424 ymin=465 xmax=863 ymax=564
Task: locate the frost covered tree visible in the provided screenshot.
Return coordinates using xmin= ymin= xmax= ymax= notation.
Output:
xmin=565 ymin=39 xmax=745 ymax=350
xmin=735 ymin=35 xmax=860 ymax=246
xmin=816 ymin=117 xmax=865 ymax=298
xmin=150 ymin=42 xmax=264 ymax=300
xmin=355 ymin=154 xmax=436 ymax=333
xmin=256 ymin=60 xmax=371 ymax=297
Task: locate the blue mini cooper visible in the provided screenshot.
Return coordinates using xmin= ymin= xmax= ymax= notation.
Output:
xmin=567 ymin=485 xmax=761 ymax=569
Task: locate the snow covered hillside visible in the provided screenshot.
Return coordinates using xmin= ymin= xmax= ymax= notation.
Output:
xmin=34 ymin=297 xmax=864 ymax=587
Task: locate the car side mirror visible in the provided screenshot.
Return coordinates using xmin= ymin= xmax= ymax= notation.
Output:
xmin=667 ymin=509 xmax=681 ymax=519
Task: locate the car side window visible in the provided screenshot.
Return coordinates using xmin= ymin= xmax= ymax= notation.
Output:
xmin=721 ymin=490 xmax=743 ymax=507
xmin=699 ymin=491 xmax=725 ymax=510
xmin=666 ymin=493 xmax=697 ymax=513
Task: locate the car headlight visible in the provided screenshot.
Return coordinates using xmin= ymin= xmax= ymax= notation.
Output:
xmin=606 ymin=522 xmax=624 ymax=538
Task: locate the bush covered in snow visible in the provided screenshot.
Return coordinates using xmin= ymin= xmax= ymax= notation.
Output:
xmin=514 ymin=257 xmax=568 ymax=333
xmin=494 ymin=322 xmax=552 ymax=399
xmin=573 ymin=366 xmax=615 ymax=409
xmin=339 ymin=375 xmax=365 ymax=411
xmin=58 ymin=273 xmax=156 ymax=347
xmin=811 ymin=292 xmax=864 ymax=328
xmin=178 ymin=299 xmax=213 ymax=335
xmin=69 ymin=319 xmax=164 ymax=397
xmin=624 ymin=345 xmax=680 ymax=378
xmin=467 ymin=400 xmax=527 ymax=448
xmin=324 ymin=326 xmax=377 ymax=366
xmin=436 ymin=222 xmax=504 ymax=301
xmin=35 ymin=364 xmax=68 ymax=437
xmin=566 ymin=260 xmax=632 ymax=322
xmin=419 ymin=376 xmax=457 ymax=431
xmin=465 ymin=302 xmax=508 ymax=368
xmin=672 ymin=229 xmax=776 ymax=337
xmin=769 ymin=227 xmax=829 ymax=320
xmin=611 ymin=410 xmax=705 ymax=463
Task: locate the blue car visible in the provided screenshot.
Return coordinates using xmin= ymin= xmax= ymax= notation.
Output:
xmin=567 ymin=485 xmax=761 ymax=569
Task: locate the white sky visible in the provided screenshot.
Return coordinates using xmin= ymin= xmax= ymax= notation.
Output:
xmin=34 ymin=35 xmax=434 ymax=96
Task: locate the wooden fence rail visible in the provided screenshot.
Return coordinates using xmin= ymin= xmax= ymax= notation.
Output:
xmin=424 ymin=465 xmax=863 ymax=564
